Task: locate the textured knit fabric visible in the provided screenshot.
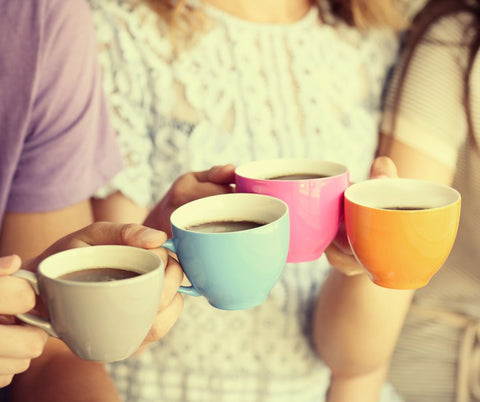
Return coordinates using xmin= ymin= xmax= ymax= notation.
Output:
xmin=90 ymin=0 xmax=402 ymax=400
xmin=382 ymin=9 xmax=480 ymax=402
xmin=0 ymin=0 xmax=122 ymax=221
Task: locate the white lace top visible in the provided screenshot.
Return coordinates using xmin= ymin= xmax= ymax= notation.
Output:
xmin=90 ymin=0 xmax=402 ymax=400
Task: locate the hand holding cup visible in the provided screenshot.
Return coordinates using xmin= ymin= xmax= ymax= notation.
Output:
xmin=10 ymin=223 xmax=184 ymax=362
xmin=344 ymin=169 xmax=461 ymax=289
xmin=0 ymin=255 xmax=48 ymax=388
xmin=325 ymin=157 xmax=398 ymax=276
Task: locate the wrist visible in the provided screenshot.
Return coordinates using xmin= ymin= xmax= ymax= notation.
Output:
xmin=327 ymin=366 xmax=388 ymax=402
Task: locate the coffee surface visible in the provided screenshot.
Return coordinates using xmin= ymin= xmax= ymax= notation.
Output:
xmin=186 ymin=220 xmax=265 ymax=233
xmin=267 ymin=173 xmax=328 ymax=180
xmin=59 ymin=268 xmax=141 ymax=282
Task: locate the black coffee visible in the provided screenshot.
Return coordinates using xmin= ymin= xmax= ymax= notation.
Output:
xmin=267 ymin=173 xmax=329 ymax=180
xmin=186 ymin=220 xmax=265 ymax=233
xmin=59 ymin=268 xmax=141 ymax=282
xmin=382 ymin=207 xmax=430 ymax=211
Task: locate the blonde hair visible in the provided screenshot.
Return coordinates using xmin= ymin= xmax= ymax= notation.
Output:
xmin=355 ymin=0 xmax=406 ymax=29
xmin=147 ymin=0 xmax=406 ymax=48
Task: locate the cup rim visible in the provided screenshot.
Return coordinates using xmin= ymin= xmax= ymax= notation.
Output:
xmin=170 ymin=193 xmax=289 ymax=233
xmin=38 ymin=245 xmax=164 ymax=286
xmin=344 ymin=178 xmax=461 ymax=211
xmin=235 ymin=158 xmax=349 ymax=181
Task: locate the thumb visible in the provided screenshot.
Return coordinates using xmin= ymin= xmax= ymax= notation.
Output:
xmin=69 ymin=222 xmax=168 ymax=249
xmin=369 ymin=156 xmax=398 ymax=179
xmin=0 ymin=255 xmax=22 ymax=276
xmin=26 ymin=223 xmax=168 ymax=272
xmin=36 ymin=223 xmax=167 ymax=261
xmin=207 ymin=164 xmax=236 ymax=184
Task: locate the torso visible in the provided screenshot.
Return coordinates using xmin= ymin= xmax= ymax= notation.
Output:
xmin=90 ymin=0 xmax=400 ymax=400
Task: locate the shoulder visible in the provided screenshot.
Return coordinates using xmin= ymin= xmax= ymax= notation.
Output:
xmin=42 ymin=0 xmax=97 ymax=39
xmin=0 ymin=0 xmax=97 ymax=57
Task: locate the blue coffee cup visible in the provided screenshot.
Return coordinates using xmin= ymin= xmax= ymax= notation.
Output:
xmin=163 ymin=193 xmax=290 ymax=310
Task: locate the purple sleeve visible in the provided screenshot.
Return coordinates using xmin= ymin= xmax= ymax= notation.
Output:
xmin=6 ymin=0 xmax=122 ymax=213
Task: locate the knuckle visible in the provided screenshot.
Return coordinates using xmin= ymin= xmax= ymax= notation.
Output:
xmin=27 ymin=332 xmax=47 ymax=358
xmin=13 ymin=283 xmax=36 ymax=313
xmin=120 ymin=223 xmax=140 ymax=243
xmin=88 ymin=221 xmax=106 ymax=237
xmin=169 ymin=184 xmax=188 ymax=207
xmin=147 ymin=322 xmax=162 ymax=342
xmin=174 ymin=293 xmax=184 ymax=312
xmin=325 ymin=252 xmax=342 ymax=268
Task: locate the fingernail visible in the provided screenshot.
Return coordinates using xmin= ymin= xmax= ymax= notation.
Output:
xmin=374 ymin=175 xmax=389 ymax=179
xmin=0 ymin=255 xmax=20 ymax=270
xmin=137 ymin=228 xmax=165 ymax=245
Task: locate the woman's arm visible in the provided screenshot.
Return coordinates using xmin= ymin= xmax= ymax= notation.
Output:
xmin=92 ymin=165 xmax=236 ymax=235
xmin=314 ymin=270 xmax=413 ymax=402
xmin=315 ymin=135 xmax=457 ymax=401
xmin=313 ymin=157 xmax=414 ymax=402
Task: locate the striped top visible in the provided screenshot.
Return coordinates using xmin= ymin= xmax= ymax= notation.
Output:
xmin=381 ymin=9 xmax=480 ymax=402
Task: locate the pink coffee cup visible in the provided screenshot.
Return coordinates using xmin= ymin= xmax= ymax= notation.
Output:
xmin=235 ymin=159 xmax=349 ymax=263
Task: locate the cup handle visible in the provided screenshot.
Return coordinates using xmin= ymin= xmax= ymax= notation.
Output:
xmin=162 ymin=238 xmax=201 ymax=297
xmin=12 ymin=270 xmax=58 ymax=337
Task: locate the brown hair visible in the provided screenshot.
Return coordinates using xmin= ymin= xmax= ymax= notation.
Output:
xmin=390 ymin=0 xmax=480 ymax=149
xmin=329 ymin=0 xmax=405 ymax=29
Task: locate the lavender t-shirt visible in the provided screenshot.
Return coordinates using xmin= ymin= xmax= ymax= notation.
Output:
xmin=0 ymin=0 xmax=122 ymax=222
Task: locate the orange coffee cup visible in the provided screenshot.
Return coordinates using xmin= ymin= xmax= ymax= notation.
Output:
xmin=344 ymin=178 xmax=461 ymax=289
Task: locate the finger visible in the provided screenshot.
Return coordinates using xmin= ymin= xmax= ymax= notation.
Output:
xmin=168 ymin=173 xmax=232 ymax=207
xmin=75 ymin=222 xmax=168 ymax=249
xmin=0 ymin=255 xmax=21 ymax=276
xmin=0 ymin=277 xmax=36 ymax=314
xmin=142 ymin=247 xmax=169 ymax=268
xmin=330 ymin=222 xmax=352 ymax=255
xmin=370 ymin=156 xmax=398 ymax=179
xmin=0 ymin=357 xmax=31 ymax=375
xmin=325 ymin=243 xmax=366 ymax=276
xmin=41 ymin=223 xmax=168 ymax=258
xmin=28 ymin=223 xmax=168 ymax=271
xmin=0 ymin=374 xmax=14 ymax=388
xmin=189 ymin=181 xmax=233 ymax=199
xmin=0 ymin=325 xmax=48 ymax=359
xmin=142 ymin=293 xmax=184 ymax=345
xmin=193 ymin=165 xmax=236 ymax=184
xmin=158 ymin=256 xmax=184 ymax=310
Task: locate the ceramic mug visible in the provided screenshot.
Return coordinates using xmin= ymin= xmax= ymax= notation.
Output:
xmin=13 ymin=245 xmax=164 ymax=362
xmin=344 ymin=178 xmax=461 ymax=289
xmin=163 ymin=193 xmax=290 ymax=310
xmin=235 ymin=159 xmax=349 ymax=263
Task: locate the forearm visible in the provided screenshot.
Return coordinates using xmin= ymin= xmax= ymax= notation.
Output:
xmin=327 ymin=365 xmax=389 ymax=402
xmin=313 ymin=269 xmax=413 ymax=383
xmin=0 ymin=200 xmax=94 ymax=261
xmin=91 ymin=192 xmax=149 ymax=225
xmin=11 ymin=338 xmax=120 ymax=402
